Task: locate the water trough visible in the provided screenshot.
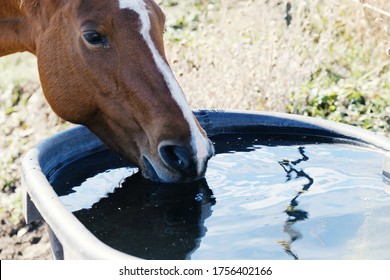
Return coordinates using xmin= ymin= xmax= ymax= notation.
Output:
xmin=22 ymin=110 xmax=390 ymax=259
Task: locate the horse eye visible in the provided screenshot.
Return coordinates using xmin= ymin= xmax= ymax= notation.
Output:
xmin=82 ymin=31 xmax=109 ymax=48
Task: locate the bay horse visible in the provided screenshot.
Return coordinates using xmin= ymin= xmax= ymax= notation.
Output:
xmin=0 ymin=0 xmax=214 ymax=183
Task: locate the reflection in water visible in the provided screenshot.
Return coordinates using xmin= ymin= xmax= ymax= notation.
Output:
xmin=67 ymin=136 xmax=325 ymax=259
xmin=278 ymin=147 xmax=313 ymax=260
xmin=74 ymin=173 xmax=216 ymax=260
xmin=55 ymin=134 xmax=390 ymax=259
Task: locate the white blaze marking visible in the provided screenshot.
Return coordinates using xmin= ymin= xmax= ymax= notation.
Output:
xmin=119 ymin=0 xmax=209 ymax=173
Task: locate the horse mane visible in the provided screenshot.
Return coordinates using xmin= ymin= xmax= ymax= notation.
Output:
xmin=19 ymin=0 xmax=64 ymax=16
xmin=19 ymin=0 xmax=39 ymax=8
xmin=17 ymin=0 xmax=41 ymax=14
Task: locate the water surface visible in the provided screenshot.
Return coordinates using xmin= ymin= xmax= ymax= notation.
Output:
xmin=54 ymin=134 xmax=390 ymax=259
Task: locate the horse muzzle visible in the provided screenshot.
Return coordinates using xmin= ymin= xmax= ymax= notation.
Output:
xmin=141 ymin=139 xmax=214 ymax=183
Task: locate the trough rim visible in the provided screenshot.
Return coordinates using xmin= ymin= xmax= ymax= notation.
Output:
xmin=21 ymin=110 xmax=390 ymax=259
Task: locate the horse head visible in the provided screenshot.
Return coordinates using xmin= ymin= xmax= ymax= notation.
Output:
xmin=4 ymin=0 xmax=214 ymax=182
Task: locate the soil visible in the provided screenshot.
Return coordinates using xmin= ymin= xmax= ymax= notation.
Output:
xmin=1 ymin=1 xmax=269 ymax=260
xmin=2 ymin=0 xmax=383 ymax=260
xmin=0 ymin=211 xmax=52 ymax=259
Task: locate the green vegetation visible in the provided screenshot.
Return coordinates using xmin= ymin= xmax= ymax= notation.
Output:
xmin=156 ymin=0 xmax=390 ymax=119
xmin=285 ymin=0 xmax=390 ymax=135
xmin=1 ymin=0 xmax=390 ymax=234
xmin=1 ymin=54 xmax=39 ymax=191
xmin=288 ymin=63 xmax=390 ymax=133
xmin=157 ymin=0 xmax=221 ymax=41
xmin=0 ymin=54 xmax=65 ymax=224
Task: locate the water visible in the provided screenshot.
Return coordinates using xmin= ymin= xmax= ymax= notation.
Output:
xmin=52 ymin=134 xmax=390 ymax=260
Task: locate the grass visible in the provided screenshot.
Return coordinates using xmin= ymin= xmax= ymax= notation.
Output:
xmin=0 ymin=54 xmax=65 ymax=223
xmin=1 ymin=0 xmax=390 ymax=223
xmin=159 ymin=0 xmax=390 ymax=135
xmin=285 ymin=0 xmax=390 ymax=135
xmin=0 ymin=54 xmax=38 ymax=190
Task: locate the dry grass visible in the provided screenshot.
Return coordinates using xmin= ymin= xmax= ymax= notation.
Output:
xmin=1 ymin=0 xmax=389 ymax=194
xmin=1 ymin=0 xmax=390 ymax=213
xmin=0 ymin=0 xmax=390 ymax=258
xmin=161 ymin=0 xmax=390 ymax=113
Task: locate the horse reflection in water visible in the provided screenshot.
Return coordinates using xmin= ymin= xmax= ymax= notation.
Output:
xmin=74 ymin=173 xmax=216 ymax=260
xmin=278 ymin=147 xmax=313 ymax=260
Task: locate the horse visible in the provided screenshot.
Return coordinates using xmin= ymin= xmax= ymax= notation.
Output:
xmin=0 ymin=0 xmax=214 ymax=183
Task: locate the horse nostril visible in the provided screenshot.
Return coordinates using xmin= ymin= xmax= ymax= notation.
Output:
xmin=159 ymin=144 xmax=192 ymax=172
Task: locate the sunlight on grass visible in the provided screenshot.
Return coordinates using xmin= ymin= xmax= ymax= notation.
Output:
xmin=1 ymin=0 xmax=390 ymax=228
xmin=0 ymin=53 xmax=39 ymax=87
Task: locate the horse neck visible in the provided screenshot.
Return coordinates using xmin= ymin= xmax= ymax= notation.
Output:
xmin=0 ymin=0 xmax=61 ymax=56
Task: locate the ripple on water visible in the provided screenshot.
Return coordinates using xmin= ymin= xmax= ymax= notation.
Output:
xmin=55 ymin=136 xmax=390 ymax=260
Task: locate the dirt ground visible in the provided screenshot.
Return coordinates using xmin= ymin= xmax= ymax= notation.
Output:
xmin=0 ymin=81 xmax=63 ymax=259
xmin=0 ymin=213 xmax=51 ymax=259
xmin=1 ymin=0 xmax=389 ymax=260
xmin=1 ymin=0 xmax=275 ymax=260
